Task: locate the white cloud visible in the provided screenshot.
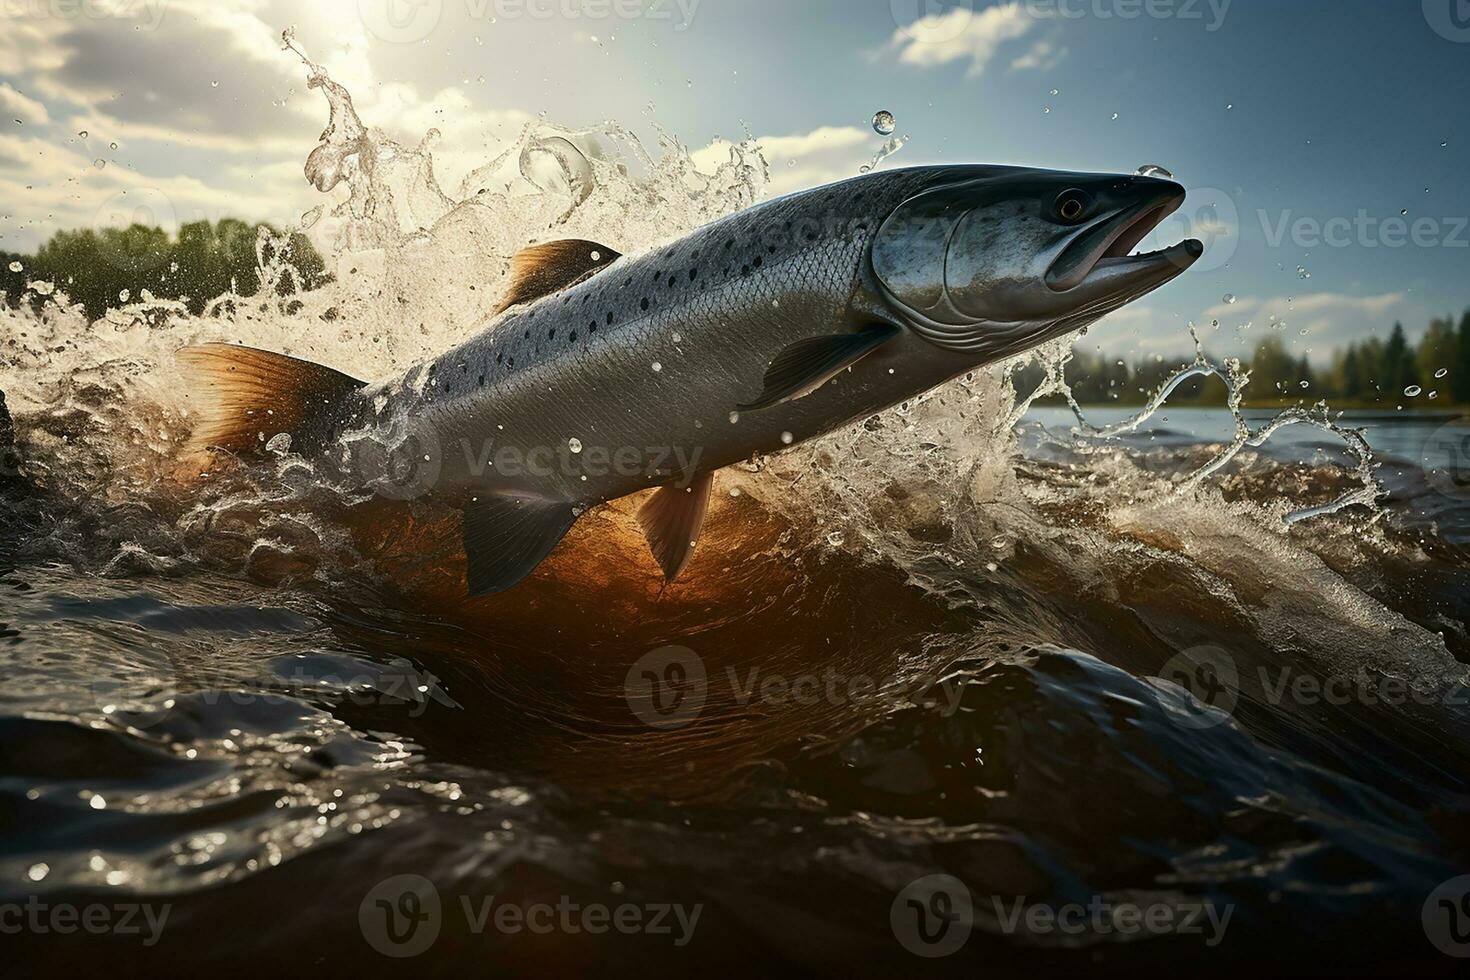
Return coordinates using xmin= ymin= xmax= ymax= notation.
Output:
xmin=1010 ymin=39 xmax=1066 ymax=72
xmin=888 ymin=1 xmax=1036 ymax=77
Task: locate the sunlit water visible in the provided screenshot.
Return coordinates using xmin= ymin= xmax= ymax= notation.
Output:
xmin=2 ymin=39 xmax=1469 ymax=976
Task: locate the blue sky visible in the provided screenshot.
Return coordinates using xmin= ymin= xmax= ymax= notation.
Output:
xmin=1 ymin=0 xmax=1466 ymax=364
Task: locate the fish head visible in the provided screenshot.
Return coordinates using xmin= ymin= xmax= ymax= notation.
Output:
xmin=869 ymin=167 xmax=1201 ymax=358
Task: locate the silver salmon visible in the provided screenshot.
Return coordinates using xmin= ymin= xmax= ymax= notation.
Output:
xmin=180 ymin=164 xmax=1200 ymax=596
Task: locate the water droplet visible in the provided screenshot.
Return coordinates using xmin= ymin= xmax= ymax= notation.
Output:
xmin=1110 ymin=112 xmax=1119 ymax=120
xmin=7 ymin=261 xmax=21 ymax=273
xmin=1226 ymin=103 xmax=1233 ymax=110
xmin=1435 ymin=368 xmax=1448 ymax=379
xmin=78 ymin=129 xmax=88 ymax=138
xmin=109 ymin=141 xmax=118 ymax=149
xmin=89 ymin=794 xmax=106 ymax=810
xmin=827 ymin=531 xmax=845 ymax=546
xmin=728 ymin=411 xmax=740 ymax=424
xmin=780 ymin=431 xmax=794 ymax=445
xmin=93 ymin=158 xmax=105 ymax=169
xmin=1297 ymin=266 xmax=1311 ymax=279
xmin=871 ymin=110 xmax=895 ymax=136
xmin=1042 ymin=106 xmax=1051 ymax=114
xmin=1222 ymin=293 xmax=1236 ymax=304
xmin=589 ymin=250 xmax=601 ymax=261
xmin=651 ymin=361 xmax=662 ymax=372
xmin=568 ymin=437 xmax=583 ymax=453
xmin=211 ymin=80 xmax=219 ymax=87
xmin=1049 ymin=88 xmax=1059 ymax=96
xmin=1136 ymin=164 xmax=1173 ymax=179
xmin=1404 ymin=385 xmax=1422 ymax=397
xmin=27 ymin=863 xmax=48 ymax=882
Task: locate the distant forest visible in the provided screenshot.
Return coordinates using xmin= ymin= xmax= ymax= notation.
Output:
xmin=0 ymin=219 xmax=329 ymax=320
xmin=1014 ymin=312 xmax=1470 ymax=408
xmin=2 ymin=222 xmax=1466 ymax=408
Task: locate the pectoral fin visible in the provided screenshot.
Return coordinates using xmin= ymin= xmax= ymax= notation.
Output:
xmin=737 ymin=324 xmax=899 ymax=411
xmin=637 ymin=471 xmax=714 ymax=583
xmin=462 ymin=493 xmax=580 ymax=597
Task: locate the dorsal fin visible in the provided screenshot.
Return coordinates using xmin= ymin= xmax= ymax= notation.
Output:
xmin=496 ymin=239 xmax=621 ymax=313
xmin=177 ymin=343 xmax=366 ymax=458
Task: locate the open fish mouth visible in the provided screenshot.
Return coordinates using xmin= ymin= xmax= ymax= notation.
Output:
xmin=1046 ymin=183 xmax=1202 ymax=294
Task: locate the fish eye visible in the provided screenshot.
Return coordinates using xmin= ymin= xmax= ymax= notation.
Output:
xmin=1053 ymin=190 xmax=1090 ymax=223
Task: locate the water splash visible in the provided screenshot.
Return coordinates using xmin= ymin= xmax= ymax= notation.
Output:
xmin=1007 ymin=327 xmax=1385 ymax=525
xmin=859 ymin=134 xmax=908 ymax=174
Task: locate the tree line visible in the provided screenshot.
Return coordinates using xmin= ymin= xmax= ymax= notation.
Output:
xmin=0 ymin=218 xmax=329 ymax=320
xmin=1019 ymin=311 xmax=1470 ymax=407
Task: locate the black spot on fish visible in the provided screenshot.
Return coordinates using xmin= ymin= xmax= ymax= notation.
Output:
xmin=640 ymin=298 xmax=649 ymax=311
xmin=569 ymin=331 xmax=577 ymax=342
xmin=688 ymin=268 xmax=698 ymax=281
xmin=753 ymin=256 xmax=763 ymax=268
xmin=477 ymin=374 xmax=485 ymax=387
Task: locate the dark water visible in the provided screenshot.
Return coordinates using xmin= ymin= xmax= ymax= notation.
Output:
xmin=2 ymin=400 xmax=1469 ymax=977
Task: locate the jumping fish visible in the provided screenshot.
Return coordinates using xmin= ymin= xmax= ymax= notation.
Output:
xmin=180 ymin=165 xmax=1200 ymax=596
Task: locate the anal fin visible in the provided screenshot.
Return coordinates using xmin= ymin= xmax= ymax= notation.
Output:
xmin=463 ymin=493 xmax=580 ymax=597
xmin=637 ymin=471 xmax=714 ymax=584
xmin=738 ymin=323 xmax=899 ymax=411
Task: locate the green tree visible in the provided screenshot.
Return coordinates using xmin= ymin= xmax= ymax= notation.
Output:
xmin=1454 ymin=309 xmax=1470 ymax=404
xmin=1248 ymin=337 xmax=1300 ymax=399
xmin=1380 ymin=323 xmax=1418 ymax=397
xmin=1417 ymin=316 xmax=1457 ymax=395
